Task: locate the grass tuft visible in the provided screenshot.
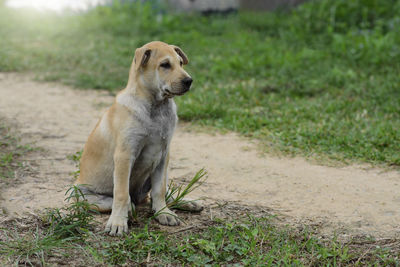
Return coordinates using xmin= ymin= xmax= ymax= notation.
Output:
xmin=44 ymin=185 xmax=99 ymax=240
xmin=166 ymin=168 xmax=207 ymax=210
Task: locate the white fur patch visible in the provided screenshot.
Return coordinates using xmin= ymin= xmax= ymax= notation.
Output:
xmin=99 ymin=114 xmax=110 ymax=138
xmin=116 ymin=91 xmax=149 ymax=119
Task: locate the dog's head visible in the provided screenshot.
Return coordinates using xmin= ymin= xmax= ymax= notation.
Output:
xmin=131 ymin=41 xmax=192 ymax=100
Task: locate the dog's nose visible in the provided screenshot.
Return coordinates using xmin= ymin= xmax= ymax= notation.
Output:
xmin=182 ymin=77 xmax=193 ymax=89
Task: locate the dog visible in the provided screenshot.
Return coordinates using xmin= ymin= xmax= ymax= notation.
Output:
xmin=75 ymin=41 xmax=202 ymax=236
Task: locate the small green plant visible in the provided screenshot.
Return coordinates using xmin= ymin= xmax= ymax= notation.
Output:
xmin=146 ymin=169 xmax=206 ymax=225
xmin=67 ymin=150 xmax=82 ymax=179
xmin=166 ymin=168 xmax=207 ymax=210
xmin=67 ymin=150 xmax=82 ymax=163
xmin=44 ymin=185 xmax=98 ymax=239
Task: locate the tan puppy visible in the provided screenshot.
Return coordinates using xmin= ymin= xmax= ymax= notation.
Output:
xmin=75 ymin=41 xmax=202 ymax=236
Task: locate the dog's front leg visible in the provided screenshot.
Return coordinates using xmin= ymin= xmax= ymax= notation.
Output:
xmin=151 ymin=152 xmax=180 ymax=226
xmin=105 ymin=148 xmax=134 ymax=236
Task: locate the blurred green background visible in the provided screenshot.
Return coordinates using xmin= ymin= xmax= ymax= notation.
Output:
xmin=0 ymin=0 xmax=399 ymax=166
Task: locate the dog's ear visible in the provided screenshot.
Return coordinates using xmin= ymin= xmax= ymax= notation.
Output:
xmin=134 ymin=47 xmax=152 ymax=70
xmin=172 ymin=45 xmax=189 ymax=65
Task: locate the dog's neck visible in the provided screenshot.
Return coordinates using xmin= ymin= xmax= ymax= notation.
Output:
xmin=125 ymin=82 xmax=170 ymax=107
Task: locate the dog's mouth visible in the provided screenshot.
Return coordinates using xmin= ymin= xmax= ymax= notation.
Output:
xmin=163 ymin=88 xmax=188 ymax=97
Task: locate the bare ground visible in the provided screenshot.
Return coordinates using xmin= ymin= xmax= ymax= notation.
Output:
xmin=0 ymin=72 xmax=399 ymax=238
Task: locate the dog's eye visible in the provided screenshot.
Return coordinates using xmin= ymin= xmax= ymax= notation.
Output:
xmin=160 ymin=62 xmax=171 ymax=69
xmin=180 ymin=61 xmax=183 ymax=67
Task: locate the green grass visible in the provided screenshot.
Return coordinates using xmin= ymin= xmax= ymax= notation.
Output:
xmin=1 ymin=184 xmax=399 ymax=266
xmin=0 ymin=185 xmax=98 ymax=266
xmin=0 ymin=0 xmax=399 ymax=167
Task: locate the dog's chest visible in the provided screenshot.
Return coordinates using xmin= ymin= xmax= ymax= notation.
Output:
xmin=134 ymin=100 xmax=177 ymax=173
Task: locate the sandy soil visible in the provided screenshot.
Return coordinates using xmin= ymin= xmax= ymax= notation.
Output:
xmin=0 ymin=72 xmax=399 ymax=238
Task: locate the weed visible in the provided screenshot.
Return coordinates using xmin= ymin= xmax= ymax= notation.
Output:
xmin=67 ymin=150 xmax=82 ymax=179
xmin=166 ymin=168 xmax=207 ymax=210
xmin=44 ymin=185 xmax=98 ymax=239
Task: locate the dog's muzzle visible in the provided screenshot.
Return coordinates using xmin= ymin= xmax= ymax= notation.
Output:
xmin=163 ymin=77 xmax=193 ymax=97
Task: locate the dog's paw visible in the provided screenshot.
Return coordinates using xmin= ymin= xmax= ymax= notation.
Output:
xmin=105 ymin=215 xmax=128 ymax=236
xmin=174 ymin=199 xmax=203 ymax=212
xmin=155 ymin=210 xmax=181 ymax=226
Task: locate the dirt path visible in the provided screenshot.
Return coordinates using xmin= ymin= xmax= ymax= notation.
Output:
xmin=0 ymin=72 xmax=399 ymax=238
